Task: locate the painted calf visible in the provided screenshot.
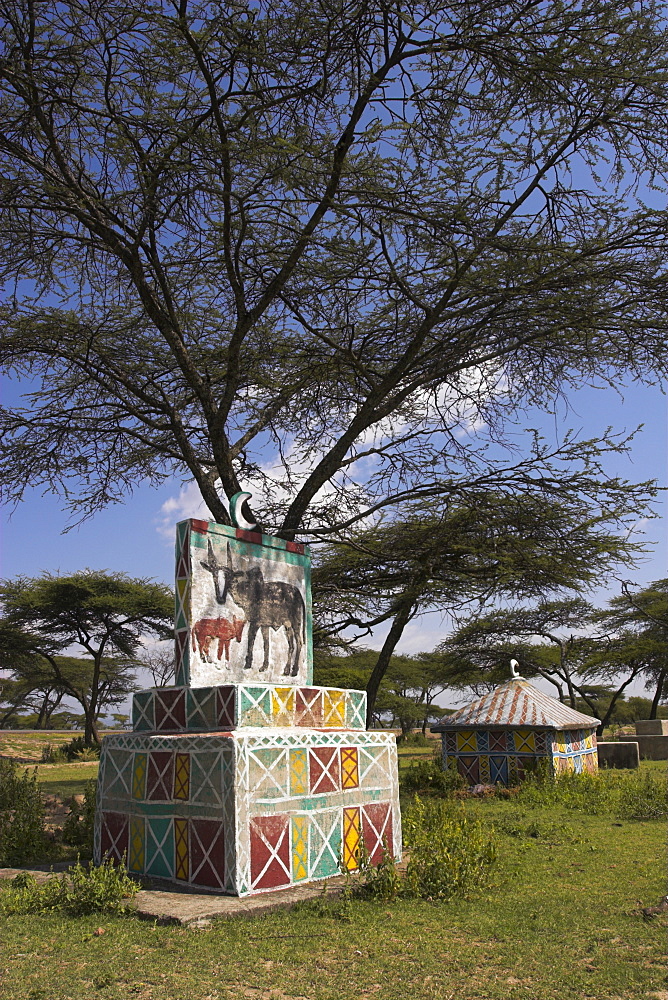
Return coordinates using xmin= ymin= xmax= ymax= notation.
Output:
xmin=192 ymin=615 xmax=246 ymax=664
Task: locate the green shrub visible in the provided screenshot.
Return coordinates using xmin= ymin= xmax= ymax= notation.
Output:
xmin=402 ymin=796 xmax=497 ymax=900
xmin=398 ymin=732 xmax=433 ymax=747
xmin=517 ymin=767 xmax=615 ymax=815
xmin=617 ymin=770 xmax=668 ymax=820
xmin=400 ymin=755 xmax=465 ymax=797
xmin=0 ymin=760 xmax=48 ymax=866
xmin=346 ymin=839 xmax=403 ymax=902
xmin=0 ymin=857 xmax=138 ymax=916
xmin=62 ymin=779 xmax=97 ymax=853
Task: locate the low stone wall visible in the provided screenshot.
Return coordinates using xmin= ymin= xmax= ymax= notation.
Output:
xmin=634 ymin=719 xmax=668 ymax=736
xmin=617 ymin=735 xmax=668 ymax=761
xmin=597 ymin=741 xmax=639 ymax=769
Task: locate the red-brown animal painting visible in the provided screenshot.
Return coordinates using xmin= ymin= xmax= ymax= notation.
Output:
xmin=191 ymin=616 xmax=246 ymax=664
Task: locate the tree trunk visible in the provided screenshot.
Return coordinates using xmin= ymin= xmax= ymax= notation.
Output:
xmin=365 ymin=597 xmax=415 ymax=729
xmin=650 ymin=668 xmax=667 ymax=719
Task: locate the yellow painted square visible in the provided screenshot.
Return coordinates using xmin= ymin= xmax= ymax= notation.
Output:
xmin=129 ymin=816 xmax=144 ymax=872
xmin=323 ymin=691 xmax=345 ymax=728
xmin=513 ymin=729 xmax=535 ymax=753
xmin=289 ymin=748 xmax=308 ymax=795
xmin=271 ymin=687 xmax=296 ymax=724
xmin=132 ymin=753 xmax=147 ymax=800
xmin=456 ymin=731 xmax=477 ymax=752
xmin=341 ymin=747 xmax=359 ymax=789
xmin=291 ymin=816 xmax=308 ymax=881
xmin=174 ymin=752 xmax=190 ymax=800
xmin=174 ymin=818 xmax=188 ymax=880
xmin=343 ymin=807 xmax=361 ymax=871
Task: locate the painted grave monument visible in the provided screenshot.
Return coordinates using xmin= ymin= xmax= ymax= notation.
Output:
xmin=95 ymin=501 xmax=401 ymax=894
xmin=431 ymin=661 xmax=599 ymax=785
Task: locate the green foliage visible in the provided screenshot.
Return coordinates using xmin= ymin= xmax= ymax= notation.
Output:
xmin=345 ymin=841 xmax=403 ymax=903
xmin=399 ymin=732 xmax=433 ymax=747
xmin=0 ymin=858 xmax=138 ymax=916
xmin=0 ymin=759 xmax=47 ymax=866
xmin=41 ymin=737 xmax=101 ymax=763
xmin=62 ymin=779 xmax=97 ymax=853
xmin=401 ymin=796 xmax=497 ymax=900
xmin=492 ymin=814 xmax=583 ymax=845
xmin=400 ymin=754 xmax=466 ymax=796
xmin=616 ymin=770 xmax=668 ymax=821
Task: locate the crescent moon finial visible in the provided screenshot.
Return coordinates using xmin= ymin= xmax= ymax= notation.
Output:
xmin=510 ymin=658 xmax=522 ymax=679
xmin=230 ymin=491 xmax=258 ymax=531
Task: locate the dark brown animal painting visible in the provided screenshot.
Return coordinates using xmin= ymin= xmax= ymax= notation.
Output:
xmin=191 ymin=615 xmax=246 ymax=664
xmin=200 ymin=540 xmax=306 ymax=675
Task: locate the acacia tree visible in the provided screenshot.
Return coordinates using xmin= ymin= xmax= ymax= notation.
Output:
xmin=0 ymin=1 xmax=667 ymax=537
xmin=0 ymin=572 xmax=173 ymax=744
xmin=313 ymin=492 xmax=646 ymax=724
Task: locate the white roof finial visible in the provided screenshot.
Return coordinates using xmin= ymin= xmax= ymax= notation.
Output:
xmin=510 ymin=658 xmax=523 ymax=680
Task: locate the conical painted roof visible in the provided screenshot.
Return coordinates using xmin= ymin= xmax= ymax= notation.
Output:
xmin=431 ymin=677 xmax=600 ymax=731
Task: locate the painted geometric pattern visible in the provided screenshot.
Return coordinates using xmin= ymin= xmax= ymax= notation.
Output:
xmin=131 ymin=683 xmax=367 ymax=732
xmin=95 ymin=728 xmax=401 ymax=896
xmin=441 ymin=725 xmax=599 ymax=786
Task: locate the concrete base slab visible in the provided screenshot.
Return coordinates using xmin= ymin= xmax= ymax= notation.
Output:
xmin=617 ymin=734 xmax=668 ymax=760
xmin=597 ymin=741 xmax=639 ymax=769
xmin=0 ymin=866 xmax=346 ymax=925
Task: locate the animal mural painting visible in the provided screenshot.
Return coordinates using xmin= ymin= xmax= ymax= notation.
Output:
xmin=191 ymin=616 xmax=246 ymax=664
xmin=200 ymin=539 xmax=307 ymax=678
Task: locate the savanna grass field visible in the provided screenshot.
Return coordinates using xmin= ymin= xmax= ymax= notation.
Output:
xmin=0 ymin=732 xmax=666 ymax=1000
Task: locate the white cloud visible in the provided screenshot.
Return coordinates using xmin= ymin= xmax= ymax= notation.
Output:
xmin=155 ymin=481 xmax=212 ymax=540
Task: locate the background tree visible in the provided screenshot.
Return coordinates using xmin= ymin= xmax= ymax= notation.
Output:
xmin=0 ymin=0 xmax=667 ymax=540
xmin=0 ymin=572 xmax=173 ymax=744
xmin=137 ymin=644 xmax=177 ymax=689
xmin=440 ymin=587 xmax=668 ymax=732
xmin=313 ymin=492 xmax=646 ymax=725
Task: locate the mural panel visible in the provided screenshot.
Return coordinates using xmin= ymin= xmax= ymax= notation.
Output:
xmin=176 ymin=520 xmax=312 ymax=687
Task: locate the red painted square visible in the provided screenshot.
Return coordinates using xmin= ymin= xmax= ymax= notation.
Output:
xmin=155 ymin=688 xmax=186 ymax=731
xmin=286 ymin=541 xmax=304 ymax=554
xmin=191 ymin=519 xmax=209 ymax=534
xmin=100 ymin=811 xmax=128 ymax=863
xmin=309 ymin=747 xmax=340 ymax=794
xmin=362 ymin=802 xmax=393 ymax=865
xmin=250 ymin=815 xmax=290 ymax=890
xmin=217 ymin=685 xmax=236 ymax=728
xmin=488 ymin=731 xmax=507 ymax=752
xmin=146 ymin=752 xmax=174 ymax=800
xmin=190 ymin=819 xmax=226 ymax=889
xmin=457 ymin=756 xmax=479 ymax=783
xmin=295 ymin=688 xmax=323 ymax=727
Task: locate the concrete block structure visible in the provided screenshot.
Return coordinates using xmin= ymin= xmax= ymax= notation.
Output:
xmin=431 ymin=675 xmax=599 ymax=785
xmin=634 ymin=719 xmax=668 ymax=736
xmin=95 ymin=516 xmax=400 ymax=895
xmin=597 ymin=741 xmax=640 ymax=769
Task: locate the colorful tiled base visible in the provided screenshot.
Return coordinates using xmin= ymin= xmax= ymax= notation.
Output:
xmin=132 ymin=684 xmax=366 ymax=733
xmin=439 ymin=727 xmax=598 ymax=785
xmin=95 ymin=729 xmax=400 ymax=896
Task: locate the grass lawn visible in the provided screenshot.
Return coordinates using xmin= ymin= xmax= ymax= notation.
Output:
xmin=1 ymin=732 xmax=665 ymax=999
xmin=0 ymin=770 xmax=665 ymax=999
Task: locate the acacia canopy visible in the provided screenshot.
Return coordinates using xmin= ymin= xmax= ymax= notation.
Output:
xmin=0 ymin=0 xmax=667 ymax=535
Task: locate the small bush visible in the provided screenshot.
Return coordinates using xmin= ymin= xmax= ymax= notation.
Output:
xmin=346 ymin=839 xmax=403 ymax=902
xmin=517 ymin=767 xmax=615 ymax=815
xmin=617 ymin=770 xmax=668 ymax=821
xmin=400 ymin=755 xmax=466 ymax=797
xmin=0 ymin=760 xmax=48 ymax=866
xmin=0 ymin=857 xmax=138 ymax=916
xmin=402 ymin=796 xmax=497 ymax=900
xmin=398 ymin=732 xmax=433 ymax=747
xmin=62 ymin=778 xmax=97 ymax=853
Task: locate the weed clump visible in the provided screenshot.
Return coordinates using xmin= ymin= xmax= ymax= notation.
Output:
xmin=400 ymin=755 xmax=465 ymax=797
xmin=62 ymin=778 xmax=97 ymax=853
xmin=402 ymin=796 xmax=497 ymax=900
xmin=0 ymin=858 xmax=138 ymax=916
xmin=617 ymin=770 xmax=668 ymax=820
xmin=41 ymin=737 xmax=100 ymax=763
xmin=0 ymin=759 xmax=48 ymax=866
